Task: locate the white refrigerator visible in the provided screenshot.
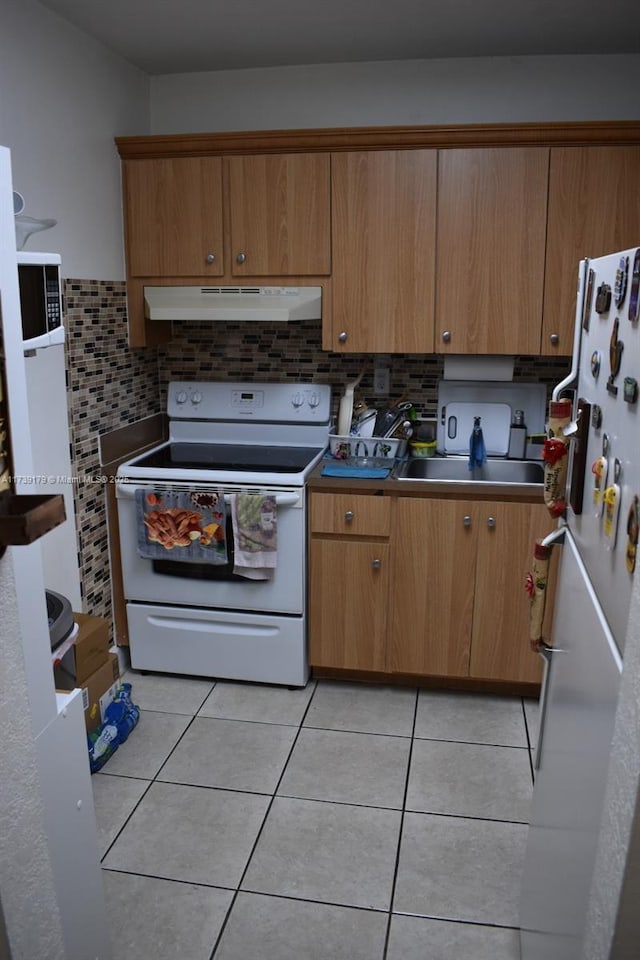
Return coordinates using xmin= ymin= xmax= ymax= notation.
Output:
xmin=520 ymin=247 xmax=640 ymax=958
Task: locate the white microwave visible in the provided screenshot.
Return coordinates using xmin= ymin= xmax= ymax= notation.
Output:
xmin=17 ymin=251 xmax=64 ymax=352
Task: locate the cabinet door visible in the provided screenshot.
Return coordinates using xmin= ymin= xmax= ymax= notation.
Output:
xmin=309 ymin=539 xmax=389 ymax=671
xmin=542 ymin=146 xmax=640 ymax=356
xmin=436 ymin=147 xmax=549 ymax=355
xmin=124 ymin=157 xmax=224 ymax=277
xmin=469 ymin=501 xmax=546 ymax=683
xmin=227 ymin=154 xmax=330 ymax=276
xmin=388 ymin=498 xmax=476 ymax=677
xmin=330 ymin=150 xmax=437 ymax=353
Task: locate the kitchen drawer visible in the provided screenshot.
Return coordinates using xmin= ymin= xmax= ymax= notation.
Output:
xmin=310 ymin=493 xmax=391 ymax=537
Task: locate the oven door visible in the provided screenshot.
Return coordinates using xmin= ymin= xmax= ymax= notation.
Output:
xmin=116 ymin=481 xmax=305 ymax=614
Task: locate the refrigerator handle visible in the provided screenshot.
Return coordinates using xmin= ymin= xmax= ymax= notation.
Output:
xmin=540 ymin=525 xmax=566 ymax=548
xmin=534 ymin=642 xmax=565 ymax=771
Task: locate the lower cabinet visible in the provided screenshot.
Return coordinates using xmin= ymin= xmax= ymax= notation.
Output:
xmin=309 ymin=493 xmax=390 ymax=671
xmin=309 ymin=491 xmax=552 ymax=685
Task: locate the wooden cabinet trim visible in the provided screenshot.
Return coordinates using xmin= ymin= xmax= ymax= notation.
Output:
xmin=116 ymin=122 xmax=640 ymax=159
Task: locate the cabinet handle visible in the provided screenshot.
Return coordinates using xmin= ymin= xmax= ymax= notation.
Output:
xmin=372 ymin=558 xmax=382 ymax=570
xmin=463 ymin=515 xmax=472 ymax=527
xmin=236 ymin=252 xmax=246 ymax=264
xmin=442 ymin=331 xmax=452 ymax=343
xmin=487 ymin=517 xmax=496 ymax=529
xmin=549 ymin=333 xmax=560 ymax=346
xmin=338 ymin=331 xmax=348 ymax=344
xmin=205 ymin=253 xmax=216 ymax=263
xmin=344 ymin=511 xmax=354 ymax=522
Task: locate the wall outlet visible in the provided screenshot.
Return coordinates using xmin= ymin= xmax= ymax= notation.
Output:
xmin=373 ymin=366 xmax=390 ymax=396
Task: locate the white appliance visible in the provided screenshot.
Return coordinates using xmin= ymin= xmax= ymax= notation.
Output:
xmin=520 ymin=247 xmax=640 ymax=958
xmin=116 ymin=380 xmax=331 ymax=685
xmin=17 ymin=251 xmax=64 ymax=351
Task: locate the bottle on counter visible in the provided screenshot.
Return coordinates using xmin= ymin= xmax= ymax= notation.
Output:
xmin=507 ymin=409 xmax=527 ymax=460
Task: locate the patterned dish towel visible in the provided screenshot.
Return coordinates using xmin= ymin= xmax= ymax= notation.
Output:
xmin=135 ymin=489 xmax=228 ymax=564
xmin=229 ymin=493 xmax=278 ymax=580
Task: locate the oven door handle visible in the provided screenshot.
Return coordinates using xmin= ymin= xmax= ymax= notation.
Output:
xmin=115 ymin=482 xmax=299 ymax=509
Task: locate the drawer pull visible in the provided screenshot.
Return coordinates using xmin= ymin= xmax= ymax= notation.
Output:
xmin=205 ymin=252 xmax=216 ymax=263
xmin=344 ymin=511 xmax=354 ymax=522
xmin=463 ymin=515 xmax=472 ymax=527
xmin=372 ymin=558 xmax=382 ymax=570
xmin=487 ymin=516 xmax=496 ymax=529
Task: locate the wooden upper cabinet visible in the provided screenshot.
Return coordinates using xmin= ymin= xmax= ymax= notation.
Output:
xmin=542 ymin=146 xmax=640 ymax=356
xmin=227 ymin=154 xmax=331 ymax=276
xmin=329 ymin=150 xmax=437 ymax=353
xmin=436 ymin=147 xmax=549 ymax=355
xmin=124 ymin=157 xmax=224 ymax=278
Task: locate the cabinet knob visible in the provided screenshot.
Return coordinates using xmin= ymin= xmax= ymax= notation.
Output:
xmin=205 ymin=253 xmax=216 ymax=263
xmin=338 ymin=331 xmax=348 ymax=344
xmin=236 ymin=252 xmax=246 ymax=264
xmin=463 ymin=515 xmax=472 ymax=527
xmin=487 ymin=517 xmax=496 ymax=529
xmin=549 ymin=333 xmax=560 ymax=346
xmin=442 ymin=331 xmax=452 ymax=343
xmin=344 ymin=511 xmax=354 ymax=522
xmin=372 ymin=558 xmax=382 ymax=570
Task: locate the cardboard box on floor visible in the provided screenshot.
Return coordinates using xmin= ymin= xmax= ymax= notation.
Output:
xmin=81 ymin=653 xmax=121 ymax=733
xmin=56 ymin=651 xmax=121 ymax=733
xmin=53 ymin=612 xmax=111 ymax=687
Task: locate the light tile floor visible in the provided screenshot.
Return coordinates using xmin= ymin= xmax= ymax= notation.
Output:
xmin=94 ymin=672 xmax=540 ymax=960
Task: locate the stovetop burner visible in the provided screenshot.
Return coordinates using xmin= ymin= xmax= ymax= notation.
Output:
xmin=131 ymin=442 xmax=323 ymax=474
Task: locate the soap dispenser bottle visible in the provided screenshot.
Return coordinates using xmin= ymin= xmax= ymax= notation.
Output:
xmin=507 ymin=409 xmax=527 ymax=460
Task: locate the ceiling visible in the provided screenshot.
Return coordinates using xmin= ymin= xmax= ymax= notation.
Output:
xmin=37 ymin=0 xmax=640 ymax=76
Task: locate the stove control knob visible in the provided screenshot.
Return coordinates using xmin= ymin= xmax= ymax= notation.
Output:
xmin=291 ymin=392 xmax=304 ymax=409
xmin=308 ymin=391 xmax=320 ymax=408
xmin=175 ymin=390 xmax=188 ymax=405
xmin=190 ymin=390 xmax=203 ymax=405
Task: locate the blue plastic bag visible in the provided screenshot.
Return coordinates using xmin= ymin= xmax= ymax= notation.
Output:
xmin=87 ymin=682 xmax=140 ymax=773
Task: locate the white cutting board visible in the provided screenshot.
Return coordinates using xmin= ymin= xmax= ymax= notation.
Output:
xmin=440 ymin=401 xmax=511 ymax=456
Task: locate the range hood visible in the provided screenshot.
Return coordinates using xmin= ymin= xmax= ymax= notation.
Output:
xmin=144 ymin=285 xmax=322 ymax=322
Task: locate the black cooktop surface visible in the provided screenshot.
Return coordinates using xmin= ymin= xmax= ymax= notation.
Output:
xmin=130 ymin=442 xmax=322 ymax=473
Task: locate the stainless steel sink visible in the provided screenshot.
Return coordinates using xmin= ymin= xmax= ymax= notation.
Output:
xmin=393 ymin=456 xmax=545 ymax=485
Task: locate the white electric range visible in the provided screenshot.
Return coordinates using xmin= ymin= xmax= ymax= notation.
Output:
xmin=116 ymin=380 xmax=331 ymax=685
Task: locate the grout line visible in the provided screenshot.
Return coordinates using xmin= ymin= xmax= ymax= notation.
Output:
xmin=521 ymin=696 xmax=536 ymax=784
xmin=206 ymin=679 xmax=320 ymax=960
xmin=382 ymin=687 xmax=420 ymax=960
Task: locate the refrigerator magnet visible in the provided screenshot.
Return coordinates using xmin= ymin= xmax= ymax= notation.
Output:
xmin=629 ymin=248 xmax=640 ymax=323
xmin=623 ymin=376 xmax=638 ymax=405
xmin=603 ymin=460 xmax=622 ymax=550
xmin=607 ymin=318 xmax=624 ymax=396
xmin=583 ymin=268 xmax=595 ymax=331
xmin=595 ymin=283 xmax=612 ymax=314
xmin=592 ymin=455 xmax=608 ymax=515
xmin=626 ymin=496 xmax=639 ymax=574
xmin=615 ymin=255 xmax=629 ymax=309
xmin=590 ymin=350 xmax=601 ymax=379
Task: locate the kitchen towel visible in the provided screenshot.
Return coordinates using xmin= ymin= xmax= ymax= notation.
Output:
xmin=135 ymin=489 xmax=227 ymax=563
xmin=229 ymin=493 xmax=278 ymax=580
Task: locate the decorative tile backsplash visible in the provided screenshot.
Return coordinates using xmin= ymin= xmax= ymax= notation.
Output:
xmin=63 ymin=302 xmax=570 ymax=626
xmin=157 ymin=319 xmax=571 ymax=417
xmin=63 ymin=280 xmax=160 ymax=622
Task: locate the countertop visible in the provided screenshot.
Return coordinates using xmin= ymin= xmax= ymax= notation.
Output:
xmin=307 ymin=459 xmax=546 ymax=503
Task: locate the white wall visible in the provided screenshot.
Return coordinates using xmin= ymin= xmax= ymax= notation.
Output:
xmin=150 ymin=54 xmax=640 ymax=134
xmin=0 ymin=0 xmax=149 ymax=281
